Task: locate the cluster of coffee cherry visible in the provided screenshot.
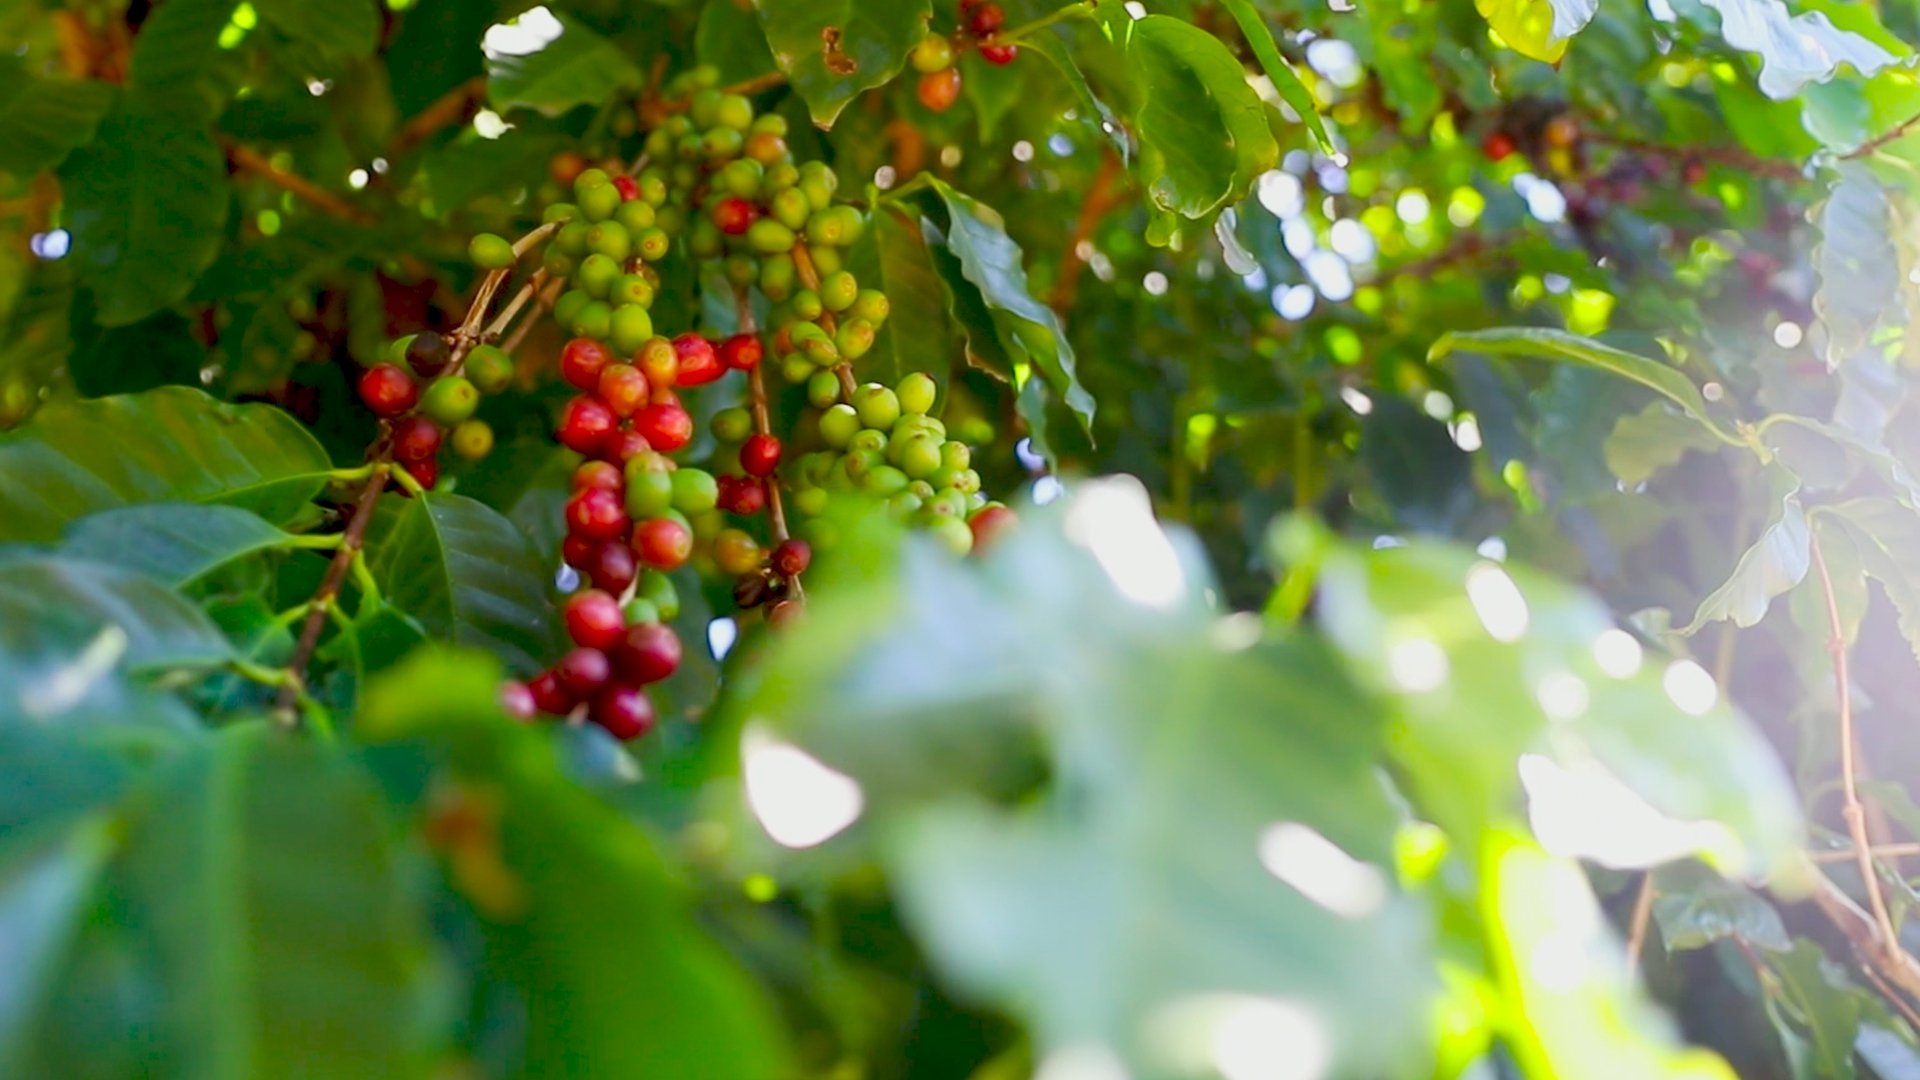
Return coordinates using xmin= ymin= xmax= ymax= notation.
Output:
xmin=357 ymin=332 xmax=512 ymax=488
xmin=354 ymin=65 xmax=1017 ymax=742
xmin=913 ymin=0 xmax=1019 ymax=112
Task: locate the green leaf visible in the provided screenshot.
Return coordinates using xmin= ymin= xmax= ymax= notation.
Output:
xmin=0 ymin=387 xmax=332 ymax=544
xmin=1814 ymin=166 xmax=1901 ymax=366
xmin=365 ymin=494 xmax=561 ymax=676
xmin=57 ymin=104 xmax=227 ymax=326
xmin=1650 ymin=860 xmax=1791 ymax=952
xmin=0 ymin=58 xmax=115 ymax=177
xmin=924 ymin=178 xmax=1095 ymax=436
xmin=126 ymin=0 xmax=245 ymax=122
xmin=1292 ymin=524 xmax=1802 ymax=880
xmin=849 ymin=208 xmax=952 ymax=397
xmin=62 ymin=504 xmax=317 ymax=588
xmin=736 ymin=483 xmax=1432 ymax=1078
xmin=251 ymin=0 xmax=378 ymax=61
xmin=486 ymin=13 xmax=642 ymax=118
xmin=0 ymin=558 xmax=232 ymax=672
xmin=1097 ymin=13 xmax=1279 ymax=226
xmin=1430 ymin=328 xmax=1743 ymax=445
xmin=696 ymin=0 xmax=777 ymax=85
xmin=1765 ymin=940 xmax=1867 ymax=1080
xmin=1604 ymin=403 xmax=1728 ymax=487
xmin=755 ymin=0 xmax=930 ymax=128
xmin=1701 ymin=0 xmax=1896 ymax=99
xmin=1216 ymin=0 xmax=1331 ymax=151
xmin=1475 ymin=0 xmax=1599 ymax=63
xmin=1822 ymin=498 xmax=1920 ymax=664
xmin=108 ymin=727 xmax=444 ymax=1078
xmin=358 ymin=649 xmax=787 ymax=1077
xmin=1683 ymin=474 xmax=1810 ymax=632
xmin=0 ymin=816 xmax=117 ymax=1076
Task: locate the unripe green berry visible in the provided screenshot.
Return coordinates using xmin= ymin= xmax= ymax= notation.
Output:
xmin=780 ymin=354 xmax=814 ymax=383
xmin=553 ymin=289 xmax=591 ymax=330
xmin=760 ymin=253 xmax=797 ymax=300
xmin=387 ymin=334 xmax=417 ymax=365
xmin=931 ymin=516 xmax=974 ymax=556
xmin=852 ymin=289 xmax=891 ymax=324
xmin=806 ymin=206 xmax=865 ymax=248
xmin=586 ymin=221 xmax=632 ymax=262
xmin=717 ymin=159 xmax=765 ymax=198
xmin=626 ymin=469 xmax=674 ymax=518
xmin=861 ymin=465 xmax=910 ymax=497
xmin=543 ymin=202 xmax=577 ymax=224
xmin=750 ymin=113 xmax=787 ymax=136
xmin=820 ymin=271 xmax=859 ymax=312
xmin=853 ymin=383 xmax=900 ymax=431
xmin=836 ymin=318 xmax=876 ymax=360
xmin=715 ymin=94 xmax=754 ymax=131
xmin=422 ymin=376 xmax=480 ymax=425
xmin=572 ymin=300 xmax=613 ymax=341
xmin=578 ymin=180 xmax=622 ymax=223
xmin=622 ymin=598 xmax=661 ymax=626
xmin=465 ymin=345 xmax=514 ymax=395
xmin=670 ymin=468 xmax=719 ymax=514
xmin=637 ymin=169 xmax=670 ymax=206
xmin=469 ymin=232 xmax=514 ymax=270
xmin=794 ymin=486 xmax=830 ymax=515
xmin=614 ymin=199 xmax=656 ymax=233
xmin=764 ymin=162 xmax=800 ymax=191
xmin=690 ymin=88 xmax=724 ymax=128
xmin=770 ymin=187 xmax=811 ymax=230
xmin=689 ymin=217 xmax=724 ymax=259
xmin=898 ymin=435 xmax=943 ymax=480
xmin=451 ymin=419 xmax=493 ymax=459
xmin=939 ymin=439 xmax=971 ymax=471
xmin=578 ymin=253 xmax=621 ymax=299
xmin=725 ymin=254 xmax=759 ymax=288
xmin=543 ymin=249 xmax=576 ymax=278
xmin=711 ymin=407 xmax=753 ymax=443
xmin=610 ymin=273 xmax=655 ymax=309
xmin=610 ymin=303 xmax=655 ymax=354
xmin=636 ymin=227 xmax=671 ymax=262
xmin=702 ymin=126 xmax=745 ymax=160
xmin=747 ymin=219 xmax=797 ymax=254
xmin=638 ymin=569 xmax=680 ymax=620
xmin=808 ymin=243 xmax=843 ymax=276
xmin=849 ymin=428 xmax=888 ymax=456
xmin=556 ymin=220 xmax=591 ymax=257
xmin=898 ymin=372 xmax=937 ymax=415
xmin=574 ymin=167 xmax=611 ymax=195
xmin=792 ymin=290 xmax=825 ymax=321
xmin=819 ymin=404 xmax=861 ymax=448
xmin=912 ymin=33 xmax=954 ymax=73
xmin=807 ymin=370 xmax=842 ymax=408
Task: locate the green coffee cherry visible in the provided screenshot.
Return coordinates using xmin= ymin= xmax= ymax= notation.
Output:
xmin=807 ymin=370 xmax=842 ymax=409
xmin=542 ymin=202 xmax=577 ymax=224
xmin=387 ymin=334 xmax=417 ymax=365
xmin=451 ymin=419 xmax=493 ymax=459
xmin=820 ymin=404 xmax=861 ymax=448
xmin=614 ymin=200 xmax=656 ymax=234
xmin=770 ymin=188 xmax=811 ymax=230
xmin=578 ymin=253 xmax=621 ymax=299
xmin=638 ymin=569 xmax=680 ymax=620
xmin=792 ymin=290 xmax=825 ymax=321
xmin=610 ymin=303 xmax=654 ymax=354
xmin=543 ymin=249 xmax=576 ymax=278
xmin=849 ymin=428 xmax=888 ymax=456
xmin=852 ymin=289 xmax=891 ymax=324
xmin=469 ymin=233 xmax=514 ymax=270
xmin=898 ymin=435 xmax=943 ymax=480
xmin=465 ymin=345 xmax=514 ymax=395
xmin=820 ymin=271 xmax=859 ymax=312
xmin=760 ymin=253 xmax=797 ymax=300
xmin=853 ymin=383 xmax=901 ymax=430
xmin=610 ymin=274 xmax=655 ymax=309
xmin=671 ymin=468 xmax=719 ymax=514
xmin=572 ymin=300 xmax=613 ymax=341
xmin=586 ymin=221 xmax=632 ymax=262
xmin=836 ymin=319 xmax=876 ymax=360
xmin=422 ymin=376 xmax=480 ymax=425
xmin=793 ymin=486 xmax=830 ymax=515
xmin=711 ymin=407 xmax=753 ymax=443
xmin=780 ymin=354 xmax=814 ymax=383
xmin=898 ymin=372 xmax=937 ymax=415
xmin=626 ymin=469 xmax=674 ymax=518
xmin=556 ymin=220 xmax=591 ymax=257
xmin=578 ymin=180 xmax=622 ymax=223
xmin=861 ymin=465 xmax=910 ymax=497
xmin=636 ymin=227 xmax=672 ymax=262
xmin=747 ymin=219 xmax=796 ymax=254
xmin=553 ymin=289 xmax=590 ymax=330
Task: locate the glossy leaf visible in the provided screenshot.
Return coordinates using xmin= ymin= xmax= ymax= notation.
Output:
xmin=849 ymin=207 xmax=952 ymax=396
xmin=487 ymin=14 xmax=642 ymax=117
xmin=1702 ymin=0 xmax=1896 ymax=99
xmin=1823 ymin=498 xmax=1920 ymax=664
xmin=0 ymin=816 xmax=117 ymax=1076
xmin=925 ymin=179 xmax=1095 ymax=435
xmin=0 ymin=59 xmax=114 ymax=177
xmin=1683 ymin=475 xmax=1810 ymax=632
xmin=1813 ymin=166 xmax=1900 ymax=366
xmin=365 ymin=494 xmax=560 ymax=676
xmin=1604 ymin=404 xmax=1728 ymax=487
xmin=125 ymin=0 xmax=245 ymax=121
xmin=756 ymin=0 xmax=930 ymax=127
xmin=0 ymin=388 xmax=332 ymax=544
xmin=1217 ymin=0 xmax=1331 ymax=150
xmin=62 ymin=504 xmax=316 ymax=588
xmin=1431 ymin=328 xmax=1743 ymax=445
xmin=0 ymin=558 xmax=232 ymax=672
xmin=252 ymin=0 xmax=379 ymax=61
xmin=1475 ymin=0 xmax=1599 ymax=63
xmin=1650 ymin=861 xmax=1791 ymax=952
xmin=57 ymin=105 xmax=226 ymax=326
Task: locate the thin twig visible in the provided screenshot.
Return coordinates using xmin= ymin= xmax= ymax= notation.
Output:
xmin=1812 ymin=842 xmax=1920 ymax=863
xmin=502 ymin=276 xmax=565 ymax=354
xmin=1625 ymin=872 xmax=1656 ymax=980
xmin=225 ymin=141 xmax=371 ymax=223
xmin=736 ymin=287 xmax=804 ymax=603
xmin=274 ymin=463 xmax=391 ymax=716
xmin=790 ymin=240 xmax=858 ymax=398
xmin=1812 ymin=535 xmax=1901 ymax=949
xmin=482 ymin=269 xmax=550 ymax=341
xmin=1844 ymin=111 xmax=1920 ymax=160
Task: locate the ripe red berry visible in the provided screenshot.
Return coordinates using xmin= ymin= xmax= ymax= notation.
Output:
xmin=672 ymin=333 xmax=724 ymax=387
xmin=596 ymin=363 xmax=650 ymax=417
xmin=740 ymin=433 xmax=782 ymax=477
xmin=555 ymin=646 xmax=612 ymax=697
xmin=637 ymin=337 xmax=678 ymax=389
xmin=561 ymin=337 xmax=613 ymax=392
xmin=1482 ymin=132 xmax=1516 ymax=162
xmin=718 ymin=333 xmax=763 ymax=371
xmin=391 ymin=416 xmax=443 ymax=463
xmin=591 ymin=685 xmax=656 ymax=741
xmin=557 ymin=395 xmax=618 ymax=455
xmin=613 ymin=175 xmax=640 ymax=202
xmin=562 ymin=534 xmax=597 ymax=568
xmin=358 ymin=364 xmax=418 ymax=418
xmin=613 ymin=621 xmax=682 ymax=685
xmin=771 ymin=538 xmax=812 ymax=577
xmin=500 ymin=679 xmax=537 ymax=720
xmin=527 ymin=670 xmax=575 ymax=715
xmin=766 ymin=599 xmax=801 ymax=627
xmin=402 ymin=457 xmax=439 ymax=491
xmin=582 ymin=539 xmax=638 ymax=594
xmin=918 ymin=68 xmax=962 ymax=112
xmin=565 ymin=486 xmax=629 ymax=542
xmin=632 ymin=402 xmax=693 ymax=452
xmin=632 ymin=516 xmax=694 ymax=570
xmin=718 ymin=476 xmax=767 ymax=516
xmin=598 ymin=429 xmax=653 ymax=467
xmin=565 ymin=589 xmax=627 ymax=650
xmin=573 ymin=460 xmax=624 ymax=491
xmin=968 ymin=2 xmax=1004 ymax=35
xmin=979 ymin=42 xmax=1018 ymax=65
xmin=712 ymin=196 xmax=758 ymax=236
xmin=969 ymin=505 xmax=1017 ymax=550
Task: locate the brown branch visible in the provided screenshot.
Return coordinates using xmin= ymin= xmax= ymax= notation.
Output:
xmin=482 ymin=269 xmax=550 ymax=341
xmin=1586 ymin=130 xmax=1804 ymax=183
xmin=1050 ymin=150 xmax=1123 ymax=315
xmin=274 ymin=463 xmax=390 ymax=716
xmin=1813 ymin=842 xmax=1920 ymax=863
xmin=1844 ymin=111 xmax=1920 ymax=160
xmin=387 ymin=76 xmax=488 ymax=160
xmin=1625 ymin=872 xmax=1656 ymax=980
xmin=502 ymin=277 xmax=564 ymax=354
xmin=225 ymin=141 xmax=372 ymax=224
xmin=736 ymin=287 xmax=804 ymax=603
xmin=790 ymin=240 xmax=857 ymax=398
xmin=1806 ymin=867 xmax=1920 ymax=1002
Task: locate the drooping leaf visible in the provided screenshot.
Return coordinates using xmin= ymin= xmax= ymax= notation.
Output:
xmin=1702 ymin=0 xmax=1896 ymax=99
xmin=734 ymin=483 xmax=1432 ymax=1079
xmin=486 ymin=13 xmax=642 ymax=118
xmin=849 ymin=208 xmax=952 ymax=397
xmin=357 ymin=649 xmax=787 ymax=1078
xmin=1430 ymin=327 xmax=1743 ymax=445
xmin=57 ymin=104 xmax=227 ymax=326
xmin=0 ymin=558 xmax=232 ymax=672
xmin=0 ymin=58 xmax=115 ymax=177
xmin=1475 ymin=0 xmax=1600 ymax=63
xmin=1683 ymin=474 xmax=1810 ymax=632
xmin=1604 ymin=403 xmax=1728 ymax=487
xmin=0 ymin=387 xmax=332 ymax=544
xmin=755 ymin=0 xmax=930 ymax=128
xmin=125 ymin=0 xmax=245 ymax=122
xmin=1094 ymin=12 xmax=1279 ymax=228
xmin=101 ymin=727 xmax=445 ymax=1079
xmin=696 ymin=0 xmax=777 ymax=85
xmin=251 ymin=0 xmax=378 ymax=61
xmin=924 ymin=178 xmax=1095 ymax=436
xmin=365 ymin=494 xmax=560 ymax=676
xmin=1650 ymin=860 xmax=1791 ymax=952
xmin=1814 ymin=166 xmax=1901 ymax=366
xmin=62 ymin=504 xmax=319 ymax=588
xmin=1216 ymin=0 xmax=1331 ymax=150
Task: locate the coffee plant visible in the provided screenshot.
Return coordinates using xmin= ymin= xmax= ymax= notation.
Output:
xmin=8 ymin=0 xmax=1920 ymax=1076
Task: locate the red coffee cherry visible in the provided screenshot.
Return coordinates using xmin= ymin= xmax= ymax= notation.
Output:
xmin=500 ymin=679 xmax=537 ymax=719
xmin=718 ymin=476 xmax=767 ymax=516
xmin=555 ymin=646 xmax=612 ymax=697
xmin=565 ymin=589 xmax=627 ymax=650
xmin=599 ymin=429 xmax=654 ymax=468
xmin=979 ymin=42 xmax=1018 ymax=65
xmin=712 ymin=196 xmax=758 ymax=236
xmin=402 ymin=457 xmax=439 ymax=491
xmin=1482 ymin=132 xmax=1516 ymax=162
xmin=358 ymin=364 xmax=418 ymax=418
xmin=562 ymin=534 xmax=597 ymax=569
xmin=561 ymin=337 xmax=613 ymax=392
xmin=613 ymin=175 xmax=640 ymax=202
xmin=771 ymin=538 xmax=812 ymax=577
xmin=557 ymin=395 xmax=618 ymax=455
xmin=740 ymin=433 xmax=782 ymax=477
xmin=591 ymin=685 xmax=656 ymax=740
xmin=391 ymin=416 xmax=442 ymax=463
xmin=527 ymin=670 xmax=575 ymax=715
xmin=672 ymin=333 xmax=724 ymax=387
xmin=631 ymin=516 xmax=694 ymax=570
xmin=632 ymin=402 xmax=693 ymax=452
xmin=581 ymin=539 xmax=638 ymax=594
xmin=718 ymin=333 xmax=763 ymax=371
xmin=596 ymin=363 xmax=650 ymax=417
xmin=613 ymin=621 xmax=682 ymax=685
xmin=573 ymin=460 xmax=624 ymax=491
xmin=969 ymin=505 xmax=1017 ymax=550
xmin=565 ymin=486 xmax=629 ymax=542
xmin=918 ymin=68 xmax=962 ymax=112
xmin=968 ymin=2 xmax=1004 ymax=35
